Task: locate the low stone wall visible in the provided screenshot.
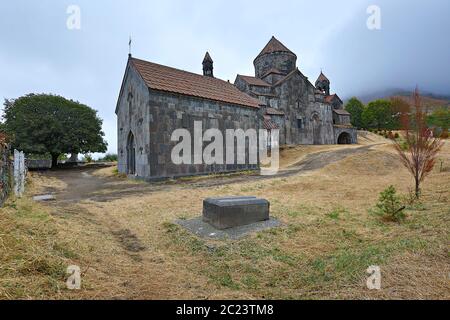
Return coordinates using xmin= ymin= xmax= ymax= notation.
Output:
xmin=26 ymin=159 xmax=52 ymax=170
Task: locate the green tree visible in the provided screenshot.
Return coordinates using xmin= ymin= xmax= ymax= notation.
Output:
xmin=362 ymin=99 xmax=395 ymax=130
xmin=345 ymin=97 xmax=365 ymax=128
xmin=427 ymin=107 xmax=449 ymax=130
xmin=373 ymin=185 xmax=406 ymax=222
xmin=3 ymin=94 xmax=107 ymax=167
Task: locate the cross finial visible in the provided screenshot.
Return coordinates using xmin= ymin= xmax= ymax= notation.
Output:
xmin=128 ymin=36 xmax=132 ymax=57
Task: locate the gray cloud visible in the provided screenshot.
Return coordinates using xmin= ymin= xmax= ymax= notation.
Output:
xmin=0 ymin=0 xmax=448 ymax=155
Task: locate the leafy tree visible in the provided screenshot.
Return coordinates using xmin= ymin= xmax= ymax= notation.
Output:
xmin=3 ymin=94 xmax=107 ymax=167
xmin=345 ymin=97 xmax=365 ymax=128
xmin=427 ymin=107 xmax=449 ymax=131
xmin=362 ymin=99 xmax=395 ymax=130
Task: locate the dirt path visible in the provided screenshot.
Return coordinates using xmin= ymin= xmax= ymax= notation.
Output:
xmin=36 ymin=143 xmax=381 ymax=203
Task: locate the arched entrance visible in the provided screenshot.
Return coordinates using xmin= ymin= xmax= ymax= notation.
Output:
xmin=126 ymin=131 xmax=136 ymax=175
xmin=337 ymin=132 xmax=352 ymax=145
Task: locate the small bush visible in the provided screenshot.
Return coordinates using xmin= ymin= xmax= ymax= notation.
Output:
xmin=372 ymin=186 xmax=406 ymax=222
xmin=394 ymin=132 xmax=400 ymax=139
xmin=99 ymin=153 xmax=118 ymax=162
xmin=82 ymin=154 xmax=93 ymax=163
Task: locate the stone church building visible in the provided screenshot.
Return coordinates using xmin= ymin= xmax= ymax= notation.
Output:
xmin=116 ymin=36 xmax=357 ymax=179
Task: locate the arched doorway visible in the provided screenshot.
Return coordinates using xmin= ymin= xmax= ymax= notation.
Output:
xmin=126 ymin=132 xmax=136 ymax=175
xmin=312 ymin=113 xmax=321 ymax=144
xmin=337 ymin=132 xmax=352 ymax=145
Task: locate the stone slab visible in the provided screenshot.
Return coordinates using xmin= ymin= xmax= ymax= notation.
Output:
xmin=176 ymin=217 xmax=282 ymax=240
xmin=33 ymin=194 xmax=55 ymax=202
xmin=203 ymin=196 xmax=270 ymax=230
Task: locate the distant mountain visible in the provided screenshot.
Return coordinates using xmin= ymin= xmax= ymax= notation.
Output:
xmin=344 ymin=89 xmax=450 ymax=113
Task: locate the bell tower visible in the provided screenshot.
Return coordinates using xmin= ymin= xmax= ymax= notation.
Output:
xmin=315 ymin=71 xmax=330 ymax=96
xmin=202 ymin=52 xmax=214 ymax=77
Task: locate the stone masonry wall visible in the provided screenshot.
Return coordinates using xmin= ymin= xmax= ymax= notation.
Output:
xmin=272 ymin=72 xmax=335 ymax=145
xmin=254 ymin=52 xmax=297 ymax=78
xmin=117 ymin=63 xmax=151 ymax=177
xmin=147 ymin=90 xmax=260 ymax=180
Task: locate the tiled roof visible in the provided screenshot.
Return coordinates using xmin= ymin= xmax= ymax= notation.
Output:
xmin=261 ymin=68 xmax=284 ymax=78
xmin=324 ymin=94 xmax=342 ymax=104
xmin=333 ymin=108 xmax=350 ymax=116
xmin=263 ymin=118 xmax=279 ymax=130
xmin=316 ymin=72 xmax=329 ymax=83
xmin=255 ymin=36 xmax=296 ymax=61
xmin=266 ymin=108 xmax=285 ymax=116
xmin=272 ymin=69 xmax=299 ymax=87
xmin=237 ymin=75 xmax=271 ymax=87
xmin=131 ymin=57 xmax=261 ymax=109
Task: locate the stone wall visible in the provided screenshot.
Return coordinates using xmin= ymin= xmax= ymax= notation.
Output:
xmin=117 ymin=64 xmax=262 ymax=180
xmin=333 ymin=113 xmax=351 ymax=126
xmin=147 ymin=90 xmax=260 ymax=180
xmin=334 ymin=126 xmax=358 ymax=144
xmin=254 ymin=52 xmax=297 ymax=78
xmin=116 ymin=63 xmax=151 ymax=177
xmin=272 ymin=71 xmax=335 ymax=145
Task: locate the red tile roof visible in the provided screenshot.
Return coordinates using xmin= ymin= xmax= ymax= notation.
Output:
xmin=324 ymin=94 xmax=342 ymax=104
xmin=316 ymin=72 xmax=329 ymax=83
xmin=333 ymin=109 xmax=350 ymax=116
xmin=237 ymin=75 xmax=271 ymax=87
xmin=266 ymin=108 xmax=285 ymax=116
xmin=263 ymin=118 xmax=279 ymax=130
xmin=131 ymin=57 xmax=261 ymax=109
xmin=255 ymin=36 xmax=296 ymax=61
xmin=261 ymin=68 xmax=284 ymax=77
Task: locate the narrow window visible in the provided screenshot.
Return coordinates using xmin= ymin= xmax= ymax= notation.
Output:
xmin=297 ymin=118 xmax=303 ymax=129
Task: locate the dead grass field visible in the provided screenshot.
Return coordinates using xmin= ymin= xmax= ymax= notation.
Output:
xmin=1 ymin=132 xmax=449 ymax=300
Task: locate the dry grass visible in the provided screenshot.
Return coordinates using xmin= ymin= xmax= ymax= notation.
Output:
xmin=1 ymin=134 xmax=449 ymax=300
xmin=0 ymin=196 xmax=88 ymax=299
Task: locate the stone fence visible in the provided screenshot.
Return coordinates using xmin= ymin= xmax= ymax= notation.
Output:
xmin=0 ymin=144 xmax=11 ymax=206
xmin=0 ymin=148 xmax=28 ymax=206
xmin=26 ymin=159 xmax=52 ymax=170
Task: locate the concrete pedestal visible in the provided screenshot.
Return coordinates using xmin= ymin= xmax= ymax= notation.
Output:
xmin=203 ymin=196 xmax=270 ymax=230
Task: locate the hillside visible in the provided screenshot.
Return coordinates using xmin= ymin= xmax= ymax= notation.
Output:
xmin=346 ymin=89 xmax=450 ymax=113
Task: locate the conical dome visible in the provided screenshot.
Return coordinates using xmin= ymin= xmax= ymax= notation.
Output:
xmin=255 ymin=36 xmax=296 ymax=60
xmin=254 ymin=36 xmax=297 ymax=78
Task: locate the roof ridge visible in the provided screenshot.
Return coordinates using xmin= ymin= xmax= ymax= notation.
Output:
xmin=272 ymin=68 xmax=300 ymax=87
xmin=237 ymin=74 xmax=271 ymax=87
xmin=130 ymin=57 xmax=261 ymax=109
xmin=132 ymin=57 xmax=223 ymax=82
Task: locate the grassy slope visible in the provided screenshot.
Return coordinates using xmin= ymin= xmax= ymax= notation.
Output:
xmin=0 ymin=134 xmax=449 ymax=300
xmin=0 ymin=198 xmax=81 ymax=299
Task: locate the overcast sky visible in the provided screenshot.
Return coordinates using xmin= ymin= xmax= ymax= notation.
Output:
xmin=1 ymin=0 xmax=449 ymax=155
